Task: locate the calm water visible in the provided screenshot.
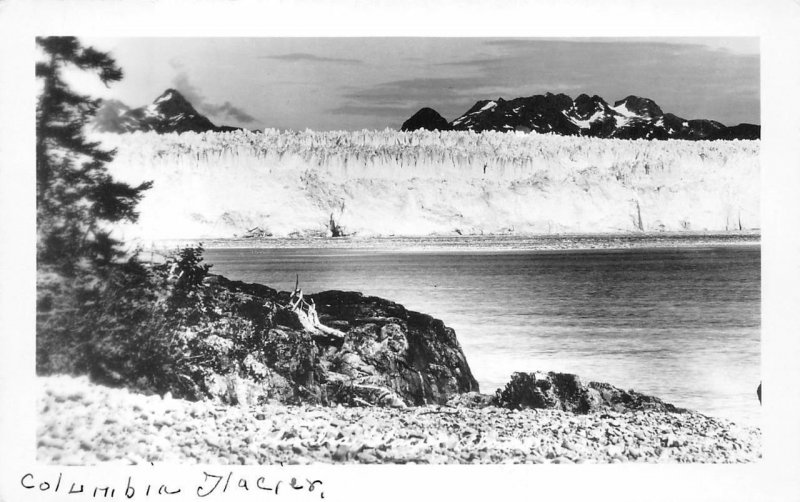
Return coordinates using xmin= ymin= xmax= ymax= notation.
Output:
xmin=203 ymin=245 xmax=761 ymax=425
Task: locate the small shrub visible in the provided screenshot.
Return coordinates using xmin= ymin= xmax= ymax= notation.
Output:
xmin=37 ymin=246 xmax=234 ymax=400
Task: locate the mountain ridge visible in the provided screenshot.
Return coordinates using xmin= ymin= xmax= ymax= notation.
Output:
xmin=92 ymin=89 xmax=243 ymax=134
xmin=401 ymin=92 xmax=759 ymax=141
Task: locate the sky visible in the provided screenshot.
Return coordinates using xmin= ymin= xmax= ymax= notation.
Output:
xmin=73 ymin=37 xmax=760 ymax=131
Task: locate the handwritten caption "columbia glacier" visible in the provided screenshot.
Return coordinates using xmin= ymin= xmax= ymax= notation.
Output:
xmin=20 ymin=471 xmax=325 ymax=499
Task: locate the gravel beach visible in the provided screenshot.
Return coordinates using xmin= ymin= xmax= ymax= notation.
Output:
xmin=38 ymin=375 xmax=761 ymax=464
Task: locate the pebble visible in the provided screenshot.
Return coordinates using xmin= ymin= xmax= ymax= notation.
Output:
xmin=37 ymin=375 xmax=762 ymax=465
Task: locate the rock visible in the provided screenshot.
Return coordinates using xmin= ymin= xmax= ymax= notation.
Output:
xmin=589 ymin=381 xmax=686 ymax=413
xmin=495 ymin=372 xmax=686 ymax=414
xmin=494 ymin=372 xmax=596 ymax=413
xmin=332 ymin=444 xmax=350 ymax=462
xmin=446 ymin=392 xmax=495 ymax=409
xmin=311 ymin=290 xmax=479 ymax=406
xmin=121 ymin=276 xmax=478 ymax=410
xmin=331 ymin=382 xmax=408 ymax=408
xmin=357 ymin=450 xmax=379 ymax=463
xmin=660 ymin=434 xmax=679 ymax=448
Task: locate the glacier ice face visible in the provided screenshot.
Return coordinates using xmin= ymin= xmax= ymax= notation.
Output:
xmin=93 ymin=129 xmax=760 ymax=242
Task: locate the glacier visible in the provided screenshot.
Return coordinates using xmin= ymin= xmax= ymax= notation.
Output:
xmin=93 ymin=129 xmax=760 ymax=242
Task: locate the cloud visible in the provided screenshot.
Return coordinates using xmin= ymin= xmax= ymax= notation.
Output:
xmin=170 ymin=71 xmax=205 ymax=107
xmin=330 ymin=103 xmax=416 ymax=118
xmin=331 ymin=77 xmax=476 ymax=122
xmin=262 ymin=53 xmax=363 ymax=64
xmin=169 ymin=60 xmax=256 ymax=124
xmin=332 ymin=74 xmax=584 ymax=124
xmin=203 ymin=102 xmax=257 ymax=123
xmin=331 ymin=38 xmax=759 ymax=126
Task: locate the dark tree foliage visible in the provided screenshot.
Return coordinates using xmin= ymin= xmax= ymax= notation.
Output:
xmin=37 ymin=244 xmax=220 ymax=397
xmin=36 ymin=36 xmax=152 ymax=275
xmin=35 ymin=39 xmax=232 ymax=399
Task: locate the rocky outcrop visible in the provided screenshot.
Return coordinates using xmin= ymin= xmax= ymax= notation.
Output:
xmin=309 ymin=291 xmax=479 ymax=406
xmin=187 ymin=277 xmax=478 ymax=408
xmin=495 ymin=372 xmax=686 ymax=414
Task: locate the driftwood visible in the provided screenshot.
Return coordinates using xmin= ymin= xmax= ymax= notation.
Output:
xmin=286 ymin=275 xmax=345 ymax=342
xmin=329 ymin=213 xmax=345 ymax=238
xmin=242 ymin=226 xmax=271 ymax=239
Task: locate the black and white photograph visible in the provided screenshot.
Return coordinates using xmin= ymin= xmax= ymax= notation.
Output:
xmin=2 ymin=1 xmax=800 ymax=501
xmin=32 ymin=35 xmax=764 ymax=465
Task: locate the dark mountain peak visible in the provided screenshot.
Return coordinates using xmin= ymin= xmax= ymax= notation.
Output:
xmin=91 ymin=88 xmax=247 ymax=134
xmin=613 ymin=95 xmax=663 ymax=118
xmin=708 ymin=123 xmax=760 ymax=141
xmin=574 ymin=93 xmax=600 ymax=105
xmin=574 ymin=94 xmax=609 ymax=117
xmin=662 ymin=112 xmax=686 ymax=122
xmin=155 ymin=88 xmax=183 ymax=101
xmin=539 ymin=92 xmax=573 ymax=109
xmin=401 ymin=107 xmax=451 ymax=132
xmin=93 ymin=99 xmax=134 ymax=133
xmin=151 ymin=89 xmax=201 ymax=117
xmin=463 ymin=99 xmax=499 ymax=116
xmin=100 ymin=98 xmax=130 ymax=110
xmin=403 ymin=91 xmax=757 ymax=141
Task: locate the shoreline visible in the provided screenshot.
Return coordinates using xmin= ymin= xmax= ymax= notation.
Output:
xmin=139 ymin=231 xmax=760 ymax=252
xmin=38 ymin=375 xmax=761 ymax=465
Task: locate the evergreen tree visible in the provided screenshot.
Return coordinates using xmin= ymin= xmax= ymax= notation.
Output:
xmin=36 ymin=36 xmax=151 ymax=275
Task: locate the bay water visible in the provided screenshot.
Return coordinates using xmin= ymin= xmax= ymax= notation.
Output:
xmin=202 ymin=245 xmax=760 ymax=425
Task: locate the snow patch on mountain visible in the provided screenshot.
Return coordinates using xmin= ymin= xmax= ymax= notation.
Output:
xmin=613 ymin=115 xmax=629 ymax=128
xmin=570 ymin=110 xmax=604 ymax=129
xmin=478 ymin=101 xmax=497 ymax=113
xmin=610 ymin=102 xmax=639 ymax=118
xmin=154 ymin=91 xmax=174 ymax=104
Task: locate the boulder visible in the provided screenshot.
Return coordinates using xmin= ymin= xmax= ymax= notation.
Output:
xmin=495 ymin=371 xmax=686 ymax=414
xmin=446 ymin=391 xmax=495 ymax=409
xmin=310 ymin=290 xmax=480 ymax=406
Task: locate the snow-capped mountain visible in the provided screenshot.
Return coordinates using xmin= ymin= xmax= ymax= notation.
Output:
xmin=92 ymin=89 xmax=241 ymax=134
xmin=402 ymin=93 xmax=760 ymax=141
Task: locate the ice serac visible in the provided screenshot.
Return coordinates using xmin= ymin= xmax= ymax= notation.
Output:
xmin=96 ymin=129 xmax=760 ymax=241
xmin=401 ymin=107 xmax=452 ymax=131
